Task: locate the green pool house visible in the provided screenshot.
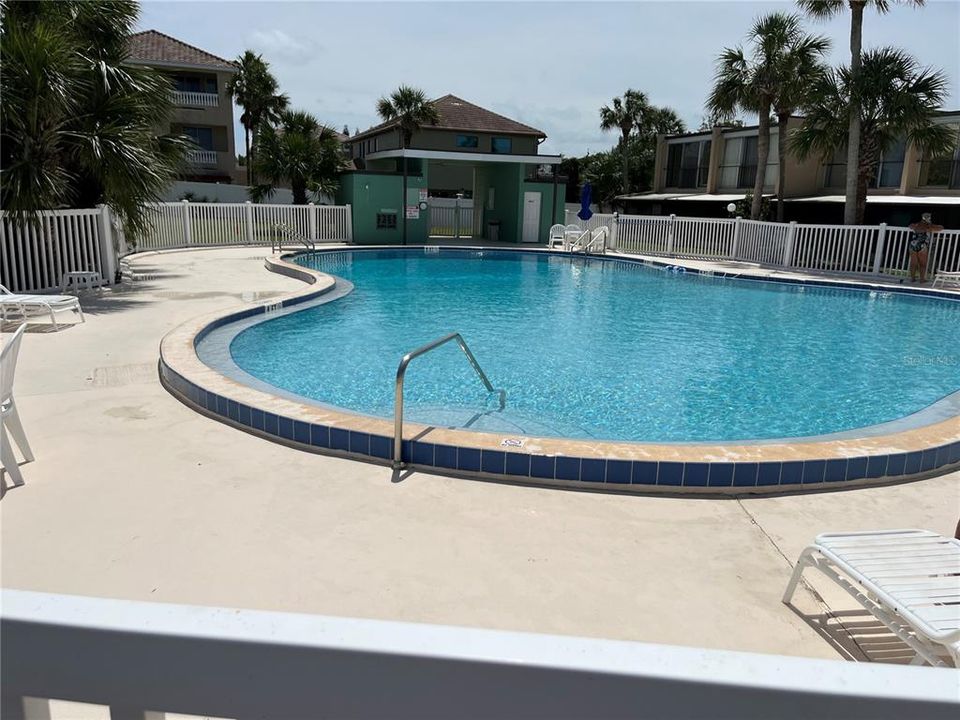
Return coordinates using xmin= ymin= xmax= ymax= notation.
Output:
xmin=338 ymin=95 xmax=564 ymax=244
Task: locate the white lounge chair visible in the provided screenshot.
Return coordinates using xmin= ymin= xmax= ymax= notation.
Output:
xmin=783 ymin=529 xmax=960 ymax=667
xmin=1 ymin=324 xmax=33 ymax=487
xmin=547 ymin=223 xmax=565 ymax=249
xmin=931 ymin=270 xmax=960 ymax=289
xmin=0 ymin=284 xmax=84 ymax=329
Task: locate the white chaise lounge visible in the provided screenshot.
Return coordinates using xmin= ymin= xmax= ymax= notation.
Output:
xmin=1 ymin=324 xmax=34 ymax=487
xmin=932 ymin=270 xmax=960 ymax=289
xmin=783 ymin=529 xmax=960 ymax=667
xmin=0 ymin=284 xmax=84 ymax=329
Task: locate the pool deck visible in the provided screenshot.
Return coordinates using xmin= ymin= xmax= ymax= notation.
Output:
xmin=2 ymin=245 xmax=958 ymax=665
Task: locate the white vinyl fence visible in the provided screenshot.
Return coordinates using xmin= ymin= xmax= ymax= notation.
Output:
xmin=2 ymin=201 xmax=352 ymax=293
xmin=135 ymin=201 xmax=352 ymax=252
xmin=567 ymin=209 xmax=960 ymax=280
xmin=1 ymin=206 xmax=117 ymax=293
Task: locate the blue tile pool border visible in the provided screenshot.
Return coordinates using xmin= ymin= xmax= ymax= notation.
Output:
xmin=157 ymin=247 xmax=960 ymax=496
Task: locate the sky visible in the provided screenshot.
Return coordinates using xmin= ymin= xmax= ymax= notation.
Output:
xmin=138 ymin=0 xmax=960 ymax=157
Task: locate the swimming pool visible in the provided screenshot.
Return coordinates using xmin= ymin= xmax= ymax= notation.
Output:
xmin=221 ymin=248 xmax=960 ymax=444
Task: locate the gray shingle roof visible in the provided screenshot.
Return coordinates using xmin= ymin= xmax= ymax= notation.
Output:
xmin=127 ymin=30 xmax=236 ymax=71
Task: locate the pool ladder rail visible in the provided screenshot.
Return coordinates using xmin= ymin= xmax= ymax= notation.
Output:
xmin=393 ymin=333 xmax=507 ymax=470
xmin=272 ymin=222 xmax=316 ymax=253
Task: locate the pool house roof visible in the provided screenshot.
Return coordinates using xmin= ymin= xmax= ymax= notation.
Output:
xmin=349 ymin=94 xmax=547 ymax=143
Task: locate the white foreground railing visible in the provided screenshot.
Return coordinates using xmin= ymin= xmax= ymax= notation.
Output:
xmin=135 ymin=200 xmax=352 ymax=253
xmin=567 ymin=209 xmax=960 ymax=280
xmin=2 ymin=590 xmax=957 ymax=720
xmin=1 ymin=206 xmax=118 ymax=293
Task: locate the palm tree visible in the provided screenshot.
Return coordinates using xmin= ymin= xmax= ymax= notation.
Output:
xmin=790 ymin=48 xmax=953 ymax=223
xmin=646 ymin=107 xmax=686 ymax=136
xmin=0 ymin=0 xmax=190 ymax=236
xmin=250 ymin=110 xmax=343 ymax=205
xmin=797 ymin=1 xmax=928 ymax=225
xmin=771 ymin=32 xmax=831 ymax=221
xmin=707 ymin=12 xmax=827 ymax=221
xmin=600 ymin=90 xmax=650 ymax=194
xmin=226 ymin=51 xmax=288 ymax=185
xmin=375 ymin=86 xmax=439 ymax=245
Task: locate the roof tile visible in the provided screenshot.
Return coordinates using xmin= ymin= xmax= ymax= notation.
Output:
xmin=127 ymin=30 xmax=236 ymax=71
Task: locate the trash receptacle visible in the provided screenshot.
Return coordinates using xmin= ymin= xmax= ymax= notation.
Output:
xmin=487 ymin=220 xmax=500 ymax=242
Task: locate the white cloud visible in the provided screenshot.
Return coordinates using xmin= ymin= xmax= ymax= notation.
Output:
xmin=248 ymin=29 xmax=317 ymax=64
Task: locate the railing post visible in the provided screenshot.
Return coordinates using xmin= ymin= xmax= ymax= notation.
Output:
xmin=181 ymin=199 xmax=193 ymax=246
xmin=96 ymin=204 xmax=118 ymax=284
xmin=345 ymin=204 xmax=353 ymax=242
xmin=730 ymin=216 xmax=742 ymax=259
xmin=872 ymin=222 xmax=887 ymax=275
xmin=667 ymin=214 xmax=676 ymax=255
xmin=244 ymin=201 xmax=255 ymax=245
xmin=308 ymin=202 xmax=317 ymax=240
xmin=781 ymin=221 xmax=797 ymax=267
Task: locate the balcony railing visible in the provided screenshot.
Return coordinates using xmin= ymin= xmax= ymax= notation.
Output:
xmin=172 ymin=90 xmax=219 ymax=108
xmin=187 ymin=149 xmax=218 ymax=167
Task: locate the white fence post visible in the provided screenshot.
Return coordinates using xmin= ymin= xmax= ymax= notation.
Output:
xmin=97 ymin=204 xmax=118 ymax=284
xmin=782 ymin=221 xmax=797 ymax=267
xmin=308 ymin=202 xmax=317 ymax=241
xmin=872 ymin=222 xmax=887 ymax=275
xmin=667 ymin=214 xmax=676 ymax=256
xmin=731 ymin=216 xmax=742 ymax=259
xmin=181 ymin=199 xmax=193 ymax=247
xmin=345 ymin=204 xmax=353 ymax=243
xmin=244 ymin=201 xmax=254 ymax=245
xmin=609 ymin=212 xmax=619 ymax=252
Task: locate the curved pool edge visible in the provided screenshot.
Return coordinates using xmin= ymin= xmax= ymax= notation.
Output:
xmin=159 ymin=247 xmax=960 ymax=495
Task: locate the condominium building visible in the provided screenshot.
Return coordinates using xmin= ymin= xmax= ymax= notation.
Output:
xmin=622 ymin=110 xmax=960 ymax=227
xmin=127 ymin=30 xmax=239 ymax=184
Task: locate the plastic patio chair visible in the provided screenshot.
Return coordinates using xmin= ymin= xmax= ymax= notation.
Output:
xmin=547 ymin=223 xmax=566 ymax=249
xmin=783 ymin=529 xmax=960 ymax=667
xmin=1 ymin=324 xmax=34 ymax=487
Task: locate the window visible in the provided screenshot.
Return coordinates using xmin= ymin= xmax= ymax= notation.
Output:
xmin=183 ymin=126 xmax=214 ymax=151
xmin=376 ymin=212 xmax=397 ymax=230
xmin=737 ymin=136 xmax=758 ymax=189
xmin=665 ymin=140 xmax=710 ymax=188
xmin=174 ymin=75 xmax=216 ymax=94
xmin=919 ymin=127 xmax=960 ymax=189
xmin=491 ymin=137 xmax=512 ymax=154
xmin=456 ymin=135 xmax=479 ymax=149
xmin=876 ymin=138 xmax=906 ymax=188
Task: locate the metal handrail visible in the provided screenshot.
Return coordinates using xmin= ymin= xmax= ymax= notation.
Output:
xmin=570 ymin=226 xmax=608 ymax=254
xmin=393 ymin=333 xmax=506 ymax=469
xmin=272 ymin=222 xmax=315 ymax=252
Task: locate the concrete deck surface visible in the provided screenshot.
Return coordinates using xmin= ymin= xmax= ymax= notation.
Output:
xmin=1 ymin=246 xmax=957 ymax=665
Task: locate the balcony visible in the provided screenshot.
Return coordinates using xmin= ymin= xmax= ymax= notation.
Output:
xmin=187 ymin=149 xmax=218 ymax=167
xmin=172 ymin=90 xmax=219 ymax=108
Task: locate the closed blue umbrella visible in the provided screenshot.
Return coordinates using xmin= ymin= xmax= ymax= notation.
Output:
xmin=578 ymin=183 xmax=593 ymax=221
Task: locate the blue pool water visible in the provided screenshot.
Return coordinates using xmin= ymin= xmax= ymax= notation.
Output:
xmin=227 ymin=249 xmax=960 ymax=442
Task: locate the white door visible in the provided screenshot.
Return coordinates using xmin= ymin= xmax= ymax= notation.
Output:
xmin=521 ymin=192 xmax=541 ymax=243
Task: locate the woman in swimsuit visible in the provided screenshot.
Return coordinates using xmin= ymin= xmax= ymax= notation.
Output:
xmin=907 ymin=213 xmax=943 ymax=283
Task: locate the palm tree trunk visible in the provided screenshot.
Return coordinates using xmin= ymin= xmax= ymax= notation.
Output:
xmin=751 ymin=105 xmax=771 ymax=220
xmin=776 ymin=113 xmax=789 ymax=223
xmin=843 ymin=1 xmax=866 ymax=226
xmin=244 ymin=127 xmax=251 ymax=187
xmin=621 ymin=131 xmax=630 ymax=194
